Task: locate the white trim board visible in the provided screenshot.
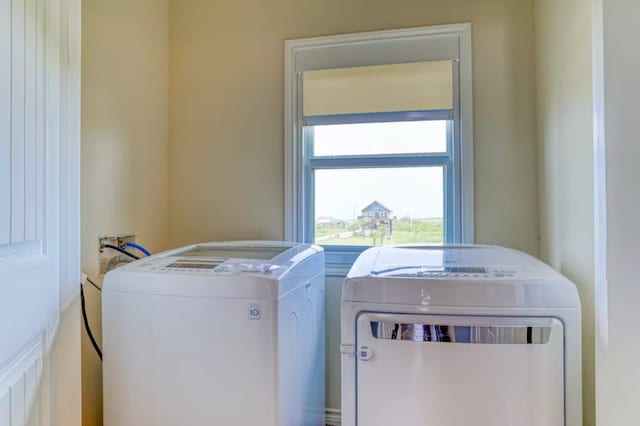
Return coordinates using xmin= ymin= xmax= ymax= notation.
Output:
xmin=284 ymin=24 xmax=475 ymax=243
xmin=0 ymin=336 xmax=44 ymax=426
xmin=0 ymin=337 xmax=43 ymax=397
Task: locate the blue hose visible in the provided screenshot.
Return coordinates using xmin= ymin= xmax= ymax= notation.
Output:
xmin=125 ymin=241 xmax=152 ymax=256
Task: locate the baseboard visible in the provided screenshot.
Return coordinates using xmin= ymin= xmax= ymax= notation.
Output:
xmin=325 ymin=408 xmax=341 ymax=425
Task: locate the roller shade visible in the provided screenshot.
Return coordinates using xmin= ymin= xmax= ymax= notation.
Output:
xmin=303 ymin=60 xmax=454 ymax=120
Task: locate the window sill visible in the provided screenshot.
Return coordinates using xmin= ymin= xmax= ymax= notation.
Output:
xmin=323 ymin=245 xmax=368 ymax=276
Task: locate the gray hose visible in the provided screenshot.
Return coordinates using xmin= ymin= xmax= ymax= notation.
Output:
xmin=106 ymin=254 xmax=134 ymax=272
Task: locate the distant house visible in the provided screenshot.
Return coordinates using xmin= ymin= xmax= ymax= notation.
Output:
xmin=359 ymin=201 xmax=393 ymax=238
xmin=317 ymin=217 xmax=348 ymax=227
xmin=316 ymin=216 xmax=333 ymax=225
xmin=360 ymin=201 xmax=392 ymax=219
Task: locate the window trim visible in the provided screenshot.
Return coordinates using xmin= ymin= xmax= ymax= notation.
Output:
xmin=284 ymin=24 xmax=475 ymax=260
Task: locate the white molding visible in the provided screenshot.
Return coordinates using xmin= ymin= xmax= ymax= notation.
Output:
xmin=284 ymin=24 xmax=475 ymax=243
xmin=284 ymin=38 xmax=297 ymax=241
xmin=58 ymin=0 xmax=82 ymax=309
xmin=0 ymin=241 xmax=43 ymax=259
xmin=325 ymin=408 xmax=342 ymax=426
xmin=592 ymin=0 xmax=607 ymax=344
xmin=592 ymin=0 xmax=608 ymax=423
xmin=285 ymin=23 xmax=473 ymax=49
xmin=0 ymin=336 xmax=43 ymax=399
xmin=458 ymin=25 xmax=475 ymax=243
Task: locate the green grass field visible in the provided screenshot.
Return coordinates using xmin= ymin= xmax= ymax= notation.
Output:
xmin=316 ymin=218 xmax=443 ymax=246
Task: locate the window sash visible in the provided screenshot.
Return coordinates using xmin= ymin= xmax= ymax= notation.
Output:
xmin=304 ymin=110 xmax=453 ymax=126
xmin=303 ymin=163 xmax=455 ymax=251
xmin=301 ymin=121 xmax=457 ymax=248
xmin=306 ymin=154 xmax=452 ymax=169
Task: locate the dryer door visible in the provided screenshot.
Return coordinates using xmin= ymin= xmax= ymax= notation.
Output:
xmin=356 ymin=313 xmax=564 ymax=426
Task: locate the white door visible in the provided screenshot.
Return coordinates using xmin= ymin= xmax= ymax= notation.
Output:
xmin=0 ymin=0 xmax=80 ymax=424
xmin=356 ymin=313 xmax=565 ymax=426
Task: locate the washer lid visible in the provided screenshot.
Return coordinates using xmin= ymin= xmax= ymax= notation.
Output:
xmin=102 ymin=241 xmax=324 ymax=299
xmin=343 ymin=245 xmax=580 ymax=308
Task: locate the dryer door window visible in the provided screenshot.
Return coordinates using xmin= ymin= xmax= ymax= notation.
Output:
xmin=355 ymin=313 xmax=564 ymax=426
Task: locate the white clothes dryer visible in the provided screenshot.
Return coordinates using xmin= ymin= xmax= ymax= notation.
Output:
xmin=341 ymin=245 xmax=581 ymax=426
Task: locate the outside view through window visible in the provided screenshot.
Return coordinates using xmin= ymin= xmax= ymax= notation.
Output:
xmin=311 ymin=121 xmax=447 ymax=246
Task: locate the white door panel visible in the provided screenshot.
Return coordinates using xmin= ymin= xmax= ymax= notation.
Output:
xmin=0 ymin=0 xmax=80 ymax=424
xmin=0 ymin=0 xmax=48 ymax=247
xmin=356 ymin=313 xmax=565 ymax=426
xmin=0 ymin=0 xmax=59 ymax=362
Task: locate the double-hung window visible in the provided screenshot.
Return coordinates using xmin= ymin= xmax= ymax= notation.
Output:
xmin=285 ymin=25 xmax=474 ymax=268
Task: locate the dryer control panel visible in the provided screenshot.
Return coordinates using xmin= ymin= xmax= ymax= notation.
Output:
xmin=370 ymin=266 xmax=520 ymax=279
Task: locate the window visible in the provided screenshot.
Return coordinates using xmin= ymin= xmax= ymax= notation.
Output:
xmin=285 ymin=25 xmax=474 ymax=266
xmin=310 ymin=123 xmax=448 ymax=246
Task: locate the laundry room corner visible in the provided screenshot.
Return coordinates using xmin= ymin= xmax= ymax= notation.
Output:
xmin=2 ymin=0 xmax=637 ymax=422
xmin=534 ymin=0 xmax=596 ymax=423
xmin=76 ymin=0 xmax=602 ymax=424
xmin=80 ymin=0 xmax=171 ymax=424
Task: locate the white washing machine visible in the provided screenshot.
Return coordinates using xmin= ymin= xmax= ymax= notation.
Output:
xmin=102 ymin=241 xmax=325 ymax=426
xmin=341 ymin=245 xmax=581 ymax=426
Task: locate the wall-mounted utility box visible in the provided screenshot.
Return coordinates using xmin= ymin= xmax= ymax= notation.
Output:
xmin=98 ymin=234 xmax=136 ymax=275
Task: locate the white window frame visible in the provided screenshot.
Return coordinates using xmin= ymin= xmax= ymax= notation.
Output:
xmin=284 ymin=24 xmax=474 ymax=271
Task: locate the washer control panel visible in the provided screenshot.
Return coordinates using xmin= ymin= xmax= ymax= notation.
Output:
xmin=130 ymin=257 xmax=283 ymax=276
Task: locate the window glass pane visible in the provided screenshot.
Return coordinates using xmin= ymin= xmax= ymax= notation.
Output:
xmin=314 ymin=167 xmax=444 ymax=246
xmin=310 ymin=121 xmax=447 ymax=156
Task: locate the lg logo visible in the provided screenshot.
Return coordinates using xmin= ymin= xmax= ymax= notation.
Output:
xmin=249 ymin=304 xmax=262 ymax=320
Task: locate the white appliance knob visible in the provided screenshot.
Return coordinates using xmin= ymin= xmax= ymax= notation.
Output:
xmin=358 ymin=346 xmax=374 ymax=361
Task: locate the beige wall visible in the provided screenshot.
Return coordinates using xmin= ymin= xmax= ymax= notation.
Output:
xmin=81 ymin=0 xmax=170 ymax=425
xmin=50 ymin=300 xmax=83 ymax=426
xmin=534 ymin=0 xmax=595 ymax=425
xmin=168 ymin=0 xmax=540 ymax=255
xmin=167 ymin=0 xmax=540 ymax=417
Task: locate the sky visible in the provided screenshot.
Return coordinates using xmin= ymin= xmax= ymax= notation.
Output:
xmin=312 ymin=121 xmax=446 ymax=220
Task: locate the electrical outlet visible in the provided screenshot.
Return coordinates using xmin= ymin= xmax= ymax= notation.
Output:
xmin=98 ymin=233 xmax=136 ymax=275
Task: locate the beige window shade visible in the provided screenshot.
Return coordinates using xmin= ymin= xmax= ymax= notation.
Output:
xmin=303 ymin=60 xmax=454 ymax=118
